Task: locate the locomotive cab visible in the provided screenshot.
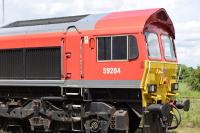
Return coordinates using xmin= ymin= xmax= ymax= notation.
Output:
xmin=140 ymin=10 xmax=190 ymax=132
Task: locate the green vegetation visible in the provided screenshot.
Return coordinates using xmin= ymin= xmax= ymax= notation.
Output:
xmin=172 ymin=127 xmax=200 ymax=133
xmin=179 ymin=99 xmax=200 ymax=127
xmin=187 ymin=66 xmax=200 ymax=91
xmin=177 ymin=83 xmax=200 ymax=98
xmin=173 ymin=64 xmax=200 ymax=133
xmin=177 ymin=65 xmax=200 ymax=130
xmin=166 ymin=64 xmax=200 ymax=132
xmin=179 ymin=64 xmax=200 ymax=91
xmin=174 ymin=82 xmax=200 ymax=133
xmin=177 ymin=83 xmax=200 ymax=128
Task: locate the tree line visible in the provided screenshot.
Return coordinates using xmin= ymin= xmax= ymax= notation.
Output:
xmin=179 ymin=64 xmax=200 ymax=91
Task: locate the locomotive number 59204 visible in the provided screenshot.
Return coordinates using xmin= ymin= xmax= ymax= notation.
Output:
xmin=103 ymin=68 xmax=121 ymax=74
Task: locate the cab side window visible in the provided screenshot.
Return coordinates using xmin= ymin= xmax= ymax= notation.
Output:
xmin=97 ymin=35 xmax=138 ymax=61
xmin=129 ymin=36 xmax=138 ymax=60
xmin=145 ymin=32 xmax=161 ymax=59
xmin=112 ymin=36 xmax=127 ymax=60
xmin=98 ymin=37 xmax=111 ymax=60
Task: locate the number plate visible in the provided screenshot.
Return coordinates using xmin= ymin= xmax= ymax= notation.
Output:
xmin=103 ymin=68 xmax=121 ymax=74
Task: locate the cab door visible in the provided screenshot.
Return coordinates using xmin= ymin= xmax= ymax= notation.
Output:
xmin=64 ymin=26 xmax=82 ymax=80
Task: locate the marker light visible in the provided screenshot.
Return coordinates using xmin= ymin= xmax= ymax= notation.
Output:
xmin=148 ymin=84 xmax=157 ymax=93
xmin=171 ymin=83 xmax=179 ymax=91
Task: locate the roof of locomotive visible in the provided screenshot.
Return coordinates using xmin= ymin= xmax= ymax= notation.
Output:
xmin=0 ymin=8 xmax=174 ymax=37
xmin=3 ymin=15 xmax=89 ymax=28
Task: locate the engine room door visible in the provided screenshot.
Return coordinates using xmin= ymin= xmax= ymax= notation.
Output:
xmin=64 ymin=26 xmax=83 ymax=80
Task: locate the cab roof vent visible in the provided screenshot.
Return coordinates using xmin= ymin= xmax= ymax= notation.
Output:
xmin=3 ymin=14 xmax=89 ymax=28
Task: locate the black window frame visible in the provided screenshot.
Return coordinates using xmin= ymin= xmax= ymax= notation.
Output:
xmin=97 ymin=35 xmax=138 ymax=62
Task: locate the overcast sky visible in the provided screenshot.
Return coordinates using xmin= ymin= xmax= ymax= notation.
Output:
xmin=0 ymin=0 xmax=199 ymax=67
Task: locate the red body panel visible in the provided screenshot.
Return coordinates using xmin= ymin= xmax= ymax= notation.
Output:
xmin=64 ymin=33 xmax=82 ymax=80
xmin=82 ymin=33 xmax=145 ymax=80
xmin=96 ymin=9 xmax=156 ymax=30
xmin=0 ymin=8 xmax=176 ymax=82
xmin=0 ymin=33 xmax=63 ymax=49
xmin=25 ymin=32 xmax=63 ymax=48
xmin=0 ymin=35 xmax=25 ymax=49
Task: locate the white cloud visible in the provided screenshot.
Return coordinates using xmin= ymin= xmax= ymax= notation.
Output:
xmin=177 ymin=45 xmax=200 ymax=67
xmin=31 ymin=2 xmax=68 ymax=16
xmin=175 ymin=21 xmax=200 ymax=41
xmin=173 ymin=20 xmax=200 ymax=67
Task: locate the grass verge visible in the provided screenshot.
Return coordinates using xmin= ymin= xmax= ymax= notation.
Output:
xmin=177 ymin=82 xmax=200 ymax=98
xmin=173 ymin=82 xmax=200 ymax=132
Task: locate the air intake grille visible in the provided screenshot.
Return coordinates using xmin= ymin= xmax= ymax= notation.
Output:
xmin=0 ymin=49 xmax=24 ymax=79
xmin=0 ymin=47 xmax=61 ymax=80
xmin=26 ymin=47 xmax=61 ymax=79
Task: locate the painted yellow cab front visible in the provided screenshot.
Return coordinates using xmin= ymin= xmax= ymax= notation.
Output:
xmin=141 ymin=32 xmax=178 ymax=107
xmin=141 ymin=61 xmax=178 ymax=107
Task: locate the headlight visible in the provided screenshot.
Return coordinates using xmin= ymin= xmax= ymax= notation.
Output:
xmin=171 ymin=83 xmax=178 ymax=91
xmin=148 ymin=84 xmax=157 ymax=93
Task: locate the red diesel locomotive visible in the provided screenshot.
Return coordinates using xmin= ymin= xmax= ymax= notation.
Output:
xmin=0 ymin=8 xmax=189 ymax=133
